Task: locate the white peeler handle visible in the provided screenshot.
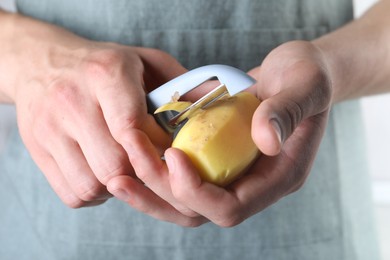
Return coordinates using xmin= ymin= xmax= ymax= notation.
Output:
xmin=147 ymin=64 xmax=256 ymax=110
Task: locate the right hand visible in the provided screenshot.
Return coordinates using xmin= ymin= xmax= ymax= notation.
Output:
xmin=107 ymin=40 xmax=333 ymax=227
xmin=1 ymin=15 xmax=186 ymax=208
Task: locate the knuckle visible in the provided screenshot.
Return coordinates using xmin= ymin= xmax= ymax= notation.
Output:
xmin=112 ymin=115 xmax=145 ymax=138
xmin=177 ymin=207 xmax=199 ymax=218
xmin=134 ymin=166 xmax=150 ymax=183
xmin=301 ymin=62 xmax=332 ymax=112
xmin=74 ymin=180 xmax=106 ymax=202
xmin=213 ymin=206 xmax=244 ymax=228
xmin=108 ymin=113 xmax=153 ymax=144
xmin=179 ymin=218 xmax=205 ymax=228
xmin=288 ymin=171 xmax=307 ymax=194
xmin=264 ymin=98 xmax=304 ymax=142
xmin=281 ymin=153 xmax=309 ymax=195
xmin=170 ymin=186 xmax=188 ymax=202
xmin=311 ymin=73 xmax=332 ymax=110
xmin=100 ymin=162 xmax=129 ymax=185
xmin=32 ymin=115 xmax=56 ymax=144
xmin=216 ymin=214 xmax=244 ymax=228
xmin=119 ymin=129 xmax=147 ymax=157
xmin=128 ymin=196 xmax=156 ymax=216
xmin=48 ymin=80 xmax=82 ymax=114
xmin=62 ymin=194 xmax=86 ymax=209
xmin=145 ymin=48 xmax=172 ymax=61
xmin=283 ymin=100 xmax=304 ymax=135
xmin=30 ymin=112 xmax=61 ymax=150
xmin=170 ymin=179 xmax=202 ymax=203
xmin=83 ymin=49 xmax=125 ymax=81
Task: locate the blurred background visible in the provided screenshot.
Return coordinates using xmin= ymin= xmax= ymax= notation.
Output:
xmin=1 ymin=0 xmax=389 ymax=259
xmin=355 ymin=1 xmax=390 ymax=259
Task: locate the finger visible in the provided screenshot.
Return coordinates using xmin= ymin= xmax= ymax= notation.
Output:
xmin=21 ymin=116 xmax=108 ymax=207
xmin=165 ymin=112 xmax=327 ymax=227
xmin=38 ymin=74 xmax=134 ymax=185
xmin=107 ymin=175 xmax=207 ymax=227
xmin=252 ymin=61 xmax=331 ymax=156
xmin=165 ymin=148 xmax=246 ymax=227
xmin=135 ymin=47 xmax=187 ymax=91
xmin=92 ymin=49 xmax=184 ymax=152
xmin=247 ymin=66 xmax=261 ymax=93
xmin=47 ymin=135 xmax=113 ymax=202
xmin=118 ymin=129 xmax=199 ymax=217
xmin=66 ymin=100 xmax=134 ymax=185
xmin=229 ymin=112 xmax=329 ymax=218
xmin=94 ymin=68 xmax=170 ymax=154
xmin=25 ymin=138 xmax=107 ymax=208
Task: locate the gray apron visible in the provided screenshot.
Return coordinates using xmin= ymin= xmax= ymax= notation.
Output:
xmin=0 ymin=1 xmax=379 ymax=259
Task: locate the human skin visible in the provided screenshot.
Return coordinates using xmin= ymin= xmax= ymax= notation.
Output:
xmin=0 ymin=9 xmax=183 ymax=208
xmin=1 ymin=0 xmax=390 ymax=227
xmin=107 ymin=0 xmax=390 ymax=227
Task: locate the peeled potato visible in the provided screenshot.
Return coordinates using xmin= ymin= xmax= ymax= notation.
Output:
xmin=157 ymin=92 xmax=260 ymax=186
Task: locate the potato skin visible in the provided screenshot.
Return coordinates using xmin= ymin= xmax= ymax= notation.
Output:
xmin=172 ymin=92 xmax=260 ymax=186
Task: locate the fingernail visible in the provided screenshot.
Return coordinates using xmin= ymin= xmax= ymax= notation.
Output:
xmin=111 ymin=188 xmax=131 ymax=202
xmin=270 ymin=118 xmax=283 ymax=145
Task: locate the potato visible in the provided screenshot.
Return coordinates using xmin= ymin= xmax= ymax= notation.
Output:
xmin=157 ymin=92 xmax=260 ymax=186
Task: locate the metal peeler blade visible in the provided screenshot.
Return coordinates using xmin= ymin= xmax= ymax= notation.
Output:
xmin=147 ymin=64 xmax=256 ymax=133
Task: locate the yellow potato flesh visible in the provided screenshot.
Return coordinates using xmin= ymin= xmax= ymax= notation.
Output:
xmin=167 ymin=92 xmax=260 ymax=186
xmin=154 ymin=101 xmax=192 ymax=114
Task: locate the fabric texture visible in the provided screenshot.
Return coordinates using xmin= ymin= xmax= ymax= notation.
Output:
xmin=0 ymin=0 xmax=379 ymax=259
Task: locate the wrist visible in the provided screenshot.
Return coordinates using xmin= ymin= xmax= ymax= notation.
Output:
xmin=311 ymin=37 xmax=343 ymax=104
xmin=0 ymin=12 xmax=90 ymax=104
xmin=312 ymin=1 xmax=390 ymax=104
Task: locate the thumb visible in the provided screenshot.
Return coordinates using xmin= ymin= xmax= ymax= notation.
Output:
xmin=251 ymin=74 xmax=331 ymax=156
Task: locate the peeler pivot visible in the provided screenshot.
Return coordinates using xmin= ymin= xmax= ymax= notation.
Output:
xmin=147 ymin=64 xmax=256 ymax=133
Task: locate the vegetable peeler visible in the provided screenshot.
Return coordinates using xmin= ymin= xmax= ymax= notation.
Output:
xmin=147 ymin=64 xmax=256 ymax=133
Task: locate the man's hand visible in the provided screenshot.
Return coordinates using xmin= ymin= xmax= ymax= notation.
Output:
xmin=108 ymin=41 xmax=333 ymax=226
xmin=167 ymin=41 xmax=332 ymax=226
xmin=0 ymin=11 xmax=186 ymax=208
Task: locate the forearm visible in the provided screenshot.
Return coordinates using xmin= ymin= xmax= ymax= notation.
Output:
xmin=313 ymin=0 xmax=390 ymax=103
xmin=0 ymin=9 xmax=89 ymax=103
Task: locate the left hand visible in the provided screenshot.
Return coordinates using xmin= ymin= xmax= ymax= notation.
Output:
xmin=107 ymin=40 xmax=333 ymax=227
